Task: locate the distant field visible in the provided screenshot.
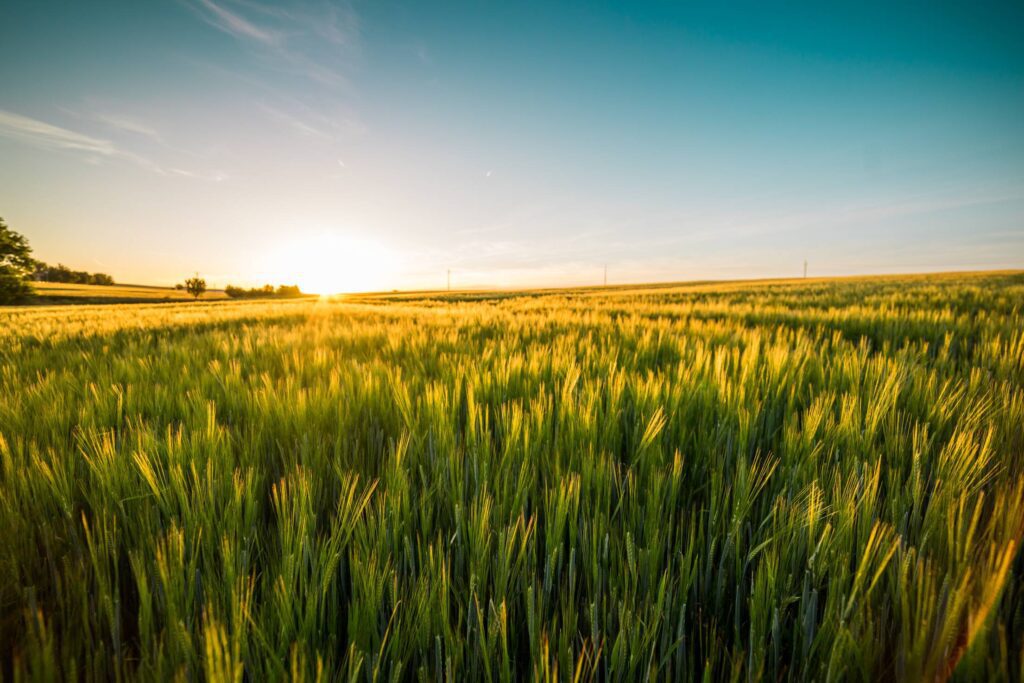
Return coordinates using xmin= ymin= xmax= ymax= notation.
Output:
xmin=26 ymin=281 xmax=227 ymax=304
xmin=1 ymin=271 xmax=1023 ymax=681
xmin=346 ymin=269 xmax=1024 ymax=303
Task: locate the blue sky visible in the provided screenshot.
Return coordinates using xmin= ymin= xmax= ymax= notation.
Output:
xmin=1 ymin=0 xmax=1022 ymax=290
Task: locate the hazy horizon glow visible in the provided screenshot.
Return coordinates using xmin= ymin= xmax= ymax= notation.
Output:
xmin=259 ymin=231 xmax=402 ymax=293
xmin=1 ymin=0 xmax=1022 ymax=290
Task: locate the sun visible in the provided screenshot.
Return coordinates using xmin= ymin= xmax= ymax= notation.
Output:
xmin=265 ymin=233 xmax=399 ymax=295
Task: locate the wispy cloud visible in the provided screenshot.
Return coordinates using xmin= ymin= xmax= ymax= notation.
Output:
xmin=0 ymin=109 xmax=224 ymax=180
xmin=181 ymin=0 xmax=360 ymax=90
xmin=0 ymin=110 xmax=117 ymax=156
xmin=188 ymin=0 xmax=283 ymax=45
xmin=93 ymin=112 xmax=163 ymax=141
xmin=229 ymin=0 xmax=359 ymax=48
xmin=697 ymin=186 xmax=1024 ymax=243
xmin=259 ymin=104 xmax=332 ymax=139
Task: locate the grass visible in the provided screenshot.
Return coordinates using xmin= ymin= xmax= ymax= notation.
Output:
xmin=1 ymin=270 xmax=1023 ymax=681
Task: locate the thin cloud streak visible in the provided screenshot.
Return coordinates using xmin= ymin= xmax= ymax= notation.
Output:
xmin=0 ymin=110 xmax=117 ymax=156
xmin=259 ymin=104 xmax=334 ymax=140
xmin=231 ymin=0 xmax=360 ymax=48
xmin=0 ymin=109 xmax=224 ymax=180
xmin=187 ymin=0 xmax=283 ymax=45
xmin=181 ymin=0 xmax=359 ymax=90
xmin=93 ymin=113 xmax=164 ymax=141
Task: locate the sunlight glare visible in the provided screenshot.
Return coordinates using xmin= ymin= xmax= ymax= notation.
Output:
xmin=266 ymin=233 xmax=399 ymax=294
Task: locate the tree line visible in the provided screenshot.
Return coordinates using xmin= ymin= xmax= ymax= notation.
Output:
xmin=33 ymin=262 xmax=115 ymax=286
xmin=224 ymin=283 xmax=303 ymax=299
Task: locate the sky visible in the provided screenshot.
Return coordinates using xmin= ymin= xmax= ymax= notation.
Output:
xmin=1 ymin=0 xmax=1023 ymax=291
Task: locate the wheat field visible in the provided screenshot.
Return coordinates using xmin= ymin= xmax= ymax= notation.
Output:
xmin=1 ymin=271 xmax=1023 ymax=681
xmin=26 ymin=282 xmax=228 ymax=305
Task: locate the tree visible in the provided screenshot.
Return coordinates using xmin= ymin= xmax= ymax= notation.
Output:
xmin=184 ymin=276 xmax=207 ymax=300
xmin=0 ymin=217 xmax=35 ymax=304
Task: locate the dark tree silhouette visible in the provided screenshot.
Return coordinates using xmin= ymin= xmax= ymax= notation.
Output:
xmin=185 ymin=276 xmax=207 ymax=300
xmin=0 ymin=217 xmax=35 ymax=304
xmin=224 ymin=283 xmax=303 ymax=299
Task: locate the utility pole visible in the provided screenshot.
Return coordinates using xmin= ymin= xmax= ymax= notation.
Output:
xmin=803 ymin=260 xmax=807 ymax=279
xmin=603 ymin=264 xmax=607 ymax=287
xmin=447 ymin=269 xmax=451 ymax=292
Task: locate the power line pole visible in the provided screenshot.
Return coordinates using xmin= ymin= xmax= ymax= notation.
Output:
xmin=603 ymin=264 xmax=607 ymax=287
xmin=803 ymin=260 xmax=807 ymax=279
xmin=447 ymin=269 xmax=451 ymax=292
